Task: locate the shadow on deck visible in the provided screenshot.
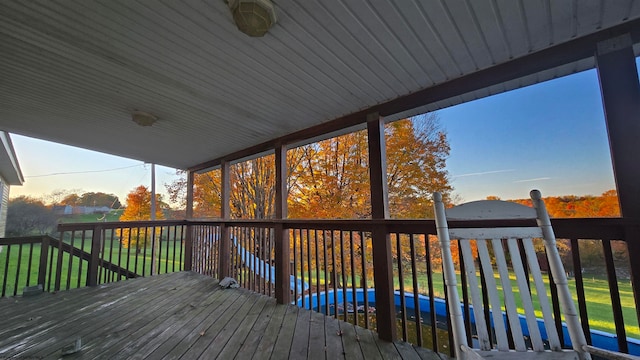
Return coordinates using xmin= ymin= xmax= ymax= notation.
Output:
xmin=0 ymin=272 xmax=447 ymax=359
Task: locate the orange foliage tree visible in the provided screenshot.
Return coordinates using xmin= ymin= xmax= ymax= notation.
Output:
xmin=118 ymin=185 xmax=165 ymax=253
xmin=166 ymin=114 xmax=452 ymax=285
xmin=510 ymin=190 xmax=624 ymax=268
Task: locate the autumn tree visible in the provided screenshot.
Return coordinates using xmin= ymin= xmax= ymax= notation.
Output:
xmin=167 ymin=150 xmax=305 ymax=219
xmin=166 ymin=114 xmax=452 ymax=285
xmin=118 ymin=186 xmax=165 ymax=254
xmin=289 ymin=130 xmax=371 ymax=219
xmin=386 ymin=113 xmax=451 ymax=218
xmin=288 ymin=114 xmax=451 ymax=219
xmin=287 ymin=114 xmax=451 ymax=284
xmin=511 ymin=190 xmax=624 ymax=269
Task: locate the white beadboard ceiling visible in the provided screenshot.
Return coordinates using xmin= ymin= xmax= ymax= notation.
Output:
xmin=0 ymin=0 xmax=639 ymax=170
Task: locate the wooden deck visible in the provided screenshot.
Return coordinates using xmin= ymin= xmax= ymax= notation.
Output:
xmin=0 ymin=272 xmax=447 ymax=359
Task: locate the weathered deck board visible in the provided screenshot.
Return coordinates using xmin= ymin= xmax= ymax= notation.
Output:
xmin=0 ymin=271 xmax=446 ymax=359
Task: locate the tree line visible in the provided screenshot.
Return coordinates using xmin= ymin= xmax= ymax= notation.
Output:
xmin=6 ymin=191 xmax=122 ymax=236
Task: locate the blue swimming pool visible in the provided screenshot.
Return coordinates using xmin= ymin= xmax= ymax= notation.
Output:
xmin=295 ymin=288 xmax=640 ymax=355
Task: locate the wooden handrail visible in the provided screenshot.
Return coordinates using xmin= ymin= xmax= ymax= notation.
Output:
xmin=48 ymin=236 xmax=138 ymax=280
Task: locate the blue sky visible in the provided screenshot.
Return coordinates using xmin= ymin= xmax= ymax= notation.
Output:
xmin=9 ymin=58 xmax=640 ymax=205
xmin=441 ymin=67 xmax=615 ymax=202
xmin=9 ymin=138 xmax=183 ymax=206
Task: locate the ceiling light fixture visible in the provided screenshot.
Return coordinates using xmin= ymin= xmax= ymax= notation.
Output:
xmin=228 ymin=0 xmax=277 ymax=37
xmin=132 ymin=111 xmax=158 ymax=127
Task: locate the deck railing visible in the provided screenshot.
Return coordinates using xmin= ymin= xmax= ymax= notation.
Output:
xmin=1 ymin=217 xmax=638 ymax=355
xmin=0 ymin=221 xmax=190 ymax=296
xmin=188 ymin=217 xmax=640 ymax=356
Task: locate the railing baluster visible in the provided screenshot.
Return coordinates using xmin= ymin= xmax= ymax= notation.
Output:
xmin=54 ymin=233 xmax=64 ymax=291
xmin=425 ymin=234 xmax=439 ymax=352
xmin=331 ymin=230 xmax=338 ymax=319
xmin=547 ymin=266 xmax=564 ymax=346
xmin=262 ymin=227 xmax=266 ymax=295
xmin=77 ymin=230 xmax=86 ymax=288
xmin=38 ymin=236 xmax=50 ymax=290
xmin=98 ymin=229 xmax=107 ymax=284
xmin=340 ymin=230 xmax=348 ymax=322
xmin=172 ymin=226 xmax=178 ymax=273
xmin=570 ymin=238 xmax=591 ymax=344
xmin=410 ymin=233 xmax=423 ymax=346
xmin=396 ymin=233 xmax=407 ymax=340
xmin=299 ymin=228 xmax=306 ymax=309
xmin=317 ymin=230 xmax=329 ymax=315
xmin=360 ymin=231 xmax=369 ymax=329
xmin=314 ymin=229 xmax=321 ymax=313
xmin=307 ymin=228 xmax=313 ymax=311
xmin=143 ymin=226 xmax=149 ymax=275
xmin=349 ymin=230 xmax=357 ymax=327
xmin=87 ymin=226 xmax=102 ymax=287
xmin=2 ymin=245 xmax=11 ymax=297
xmin=125 ymin=228 xmax=133 ymax=278
xmin=14 ymin=243 xmax=23 ymax=296
xmin=66 ymin=230 xmax=75 ymax=290
xmin=157 ymin=226 xmax=163 ymax=275
xmin=292 ymin=229 xmax=298 ymax=301
xmin=182 ymin=224 xmax=189 ymax=272
xmin=25 ymin=242 xmax=34 ymax=288
xmin=458 ymin=240 xmax=472 ymax=346
xmin=602 ymin=238 xmax=628 ymax=353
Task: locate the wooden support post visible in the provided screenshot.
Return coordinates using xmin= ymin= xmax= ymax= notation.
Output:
xmin=87 ymin=226 xmax=102 ymax=287
xmin=37 ymin=236 xmax=49 ymax=288
xmin=274 ymin=144 xmax=290 ymax=304
xmin=596 ymin=34 xmax=640 ymax=217
xmin=595 ymin=34 xmax=640 ymax=326
xmin=367 ymin=112 xmax=397 ymax=342
xmin=184 ymin=170 xmax=195 ymax=271
xmin=219 ymin=160 xmax=231 ymax=279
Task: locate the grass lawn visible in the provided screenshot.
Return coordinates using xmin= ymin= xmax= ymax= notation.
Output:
xmin=0 ymin=238 xmax=184 ymax=296
xmin=391 ymin=268 xmax=639 ymax=339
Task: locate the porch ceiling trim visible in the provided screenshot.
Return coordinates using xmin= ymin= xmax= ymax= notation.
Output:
xmin=190 ymin=17 xmax=640 ymax=173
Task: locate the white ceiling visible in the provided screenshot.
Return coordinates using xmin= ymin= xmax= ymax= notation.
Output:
xmin=1 ymin=0 xmax=639 ymax=170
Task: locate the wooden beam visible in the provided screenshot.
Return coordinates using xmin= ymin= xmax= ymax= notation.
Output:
xmin=219 ymin=161 xmax=231 ymax=279
xmin=274 ymin=144 xmax=290 ymax=304
xmin=87 ymin=226 xmax=102 ymax=287
xmin=367 ymin=113 xmax=396 ymax=342
xmin=596 ymin=34 xmax=640 ymax=218
xmin=367 ymin=113 xmax=389 ymax=219
xmin=186 ymin=171 xmax=194 ymax=219
xmin=595 ymin=33 xmax=640 ymax=334
xmin=37 ymin=236 xmax=49 ymax=287
xmin=184 ymin=171 xmax=194 ymax=271
xmin=189 ymin=18 xmax=640 ymax=173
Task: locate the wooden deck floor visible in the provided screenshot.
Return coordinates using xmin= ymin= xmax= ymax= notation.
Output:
xmin=0 ymin=272 xmax=447 ymax=359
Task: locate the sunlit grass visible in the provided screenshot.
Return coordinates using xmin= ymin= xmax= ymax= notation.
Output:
xmin=392 ymin=268 xmax=639 ymax=339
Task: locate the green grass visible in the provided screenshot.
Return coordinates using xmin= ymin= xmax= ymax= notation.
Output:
xmin=391 ymin=267 xmax=639 ymax=339
xmin=0 ymin=237 xmax=184 ymax=296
